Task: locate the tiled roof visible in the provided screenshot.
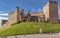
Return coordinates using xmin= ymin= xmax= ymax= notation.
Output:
xmin=31 ymin=12 xmax=43 ymax=16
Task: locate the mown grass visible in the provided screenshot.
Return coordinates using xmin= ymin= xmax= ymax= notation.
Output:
xmin=0 ymin=22 xmax=60 ymax=36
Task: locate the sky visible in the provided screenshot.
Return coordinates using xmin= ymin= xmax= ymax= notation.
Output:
xmin=0 ymin=0 xmax=60 ymax=20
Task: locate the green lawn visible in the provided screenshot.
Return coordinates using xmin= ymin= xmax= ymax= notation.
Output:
xmin=0 ymin=22 xmax=60 ymax=36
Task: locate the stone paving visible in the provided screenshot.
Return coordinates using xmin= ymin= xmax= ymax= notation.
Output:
xmin=0 ymin=34 xmax=60 ymax=38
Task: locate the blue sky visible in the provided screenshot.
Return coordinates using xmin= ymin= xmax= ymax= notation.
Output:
xmin=0 ymin=0 xmax=60 ymax=20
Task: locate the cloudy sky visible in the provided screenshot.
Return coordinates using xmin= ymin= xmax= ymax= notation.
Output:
xmin=0 ymin=0 xmax=60 ymax=20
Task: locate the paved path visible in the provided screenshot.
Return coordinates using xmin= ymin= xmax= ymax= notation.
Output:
xmin=1 ymin=33 xmax=60 ymax=38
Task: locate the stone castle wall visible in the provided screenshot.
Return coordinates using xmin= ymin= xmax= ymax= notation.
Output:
xmin=2 ymin=9 xmax=19 ymax=28
xmin=2 ymin=20 xmax=8 ymax=25
xmin=43 ymin=2 xmax=49 ymax=21
xmin=8 ymin=9 xmax=18 ymax=26
xmin=2 ymin=22 xmax=8 ymax=28
xmin=2 ymin=1 xmax=59 ymax=28
xmin=49 ymin=1 xmax=58 ymax=23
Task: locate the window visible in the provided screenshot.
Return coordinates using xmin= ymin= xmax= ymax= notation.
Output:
xmin=54 ymin=1 xmax=56 ymax=4
xmin=51 ymin=1 xmax=53 ymax=4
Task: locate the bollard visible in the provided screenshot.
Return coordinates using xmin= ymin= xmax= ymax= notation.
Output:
xmin=39 ymin=28 xmax=43 ymax=34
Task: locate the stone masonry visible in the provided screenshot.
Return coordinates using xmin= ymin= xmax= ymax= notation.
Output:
xmin=43 ymin=0 xmax=58 ymax=23
xmin=2 ymin=0 xmax=59 ymax=28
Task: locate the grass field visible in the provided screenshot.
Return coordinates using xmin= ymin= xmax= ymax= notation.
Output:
xmin=0 ymin=22 xmax=60 ymax=36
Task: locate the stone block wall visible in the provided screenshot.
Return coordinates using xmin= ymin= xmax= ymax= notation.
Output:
xmin=43 ymin=1 xmax=58 ymax=23
xmin=8 ymin=10 xmax=18 ymax=26
xmin=49 ymin=1 xmax=58 ymax=23
xmin=2 ymin=22 xmax=8 ymax=28
xmin=43 ymin=2 xmax=49 ymax=21
xmin=2 ymin=20 xmax=8 ymax=25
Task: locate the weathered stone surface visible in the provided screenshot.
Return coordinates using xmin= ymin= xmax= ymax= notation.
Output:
xmin=43 ymin=1 xmax=58 ymax=23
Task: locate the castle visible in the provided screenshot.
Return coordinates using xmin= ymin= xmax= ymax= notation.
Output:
xmin=2 ymin=0 xmax=59 ymax=28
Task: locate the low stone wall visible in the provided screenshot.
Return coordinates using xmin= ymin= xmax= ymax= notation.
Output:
xmin=0 ymin=34 xmax=60 ymax=38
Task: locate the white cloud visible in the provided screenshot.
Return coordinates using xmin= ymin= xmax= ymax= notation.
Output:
xmin=0 ymin=13 xmax=8 ymax=16
xmin=0 ymin=11 xmax=8 ymax=16
xmin=0 ymin=11 xmax=9 ymax=13
xmin=0 ymin=11 xmax=8 ymax=28
xmin=0 ymin=17 xmax=8 ymax=20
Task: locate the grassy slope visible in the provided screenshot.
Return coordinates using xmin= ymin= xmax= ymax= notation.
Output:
xmin=0 ymin=22 xmax=60 ymax=36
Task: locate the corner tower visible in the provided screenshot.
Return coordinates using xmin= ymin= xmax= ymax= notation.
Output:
xmin=8 ymin=6 xmax=25 ymax=26
xmin=43 ymin=0 xmax=58 ymax=23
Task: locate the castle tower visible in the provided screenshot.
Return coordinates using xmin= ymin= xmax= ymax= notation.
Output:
xmin=17 ymin=9 xmax=24 ymax=22
xmin=43 ymin=0 xmax=58 ymax=23
xmin=8 ymin=7 xmax=20 ymax=25
xmin=26 ymin=10 xmax=31 ymax=22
